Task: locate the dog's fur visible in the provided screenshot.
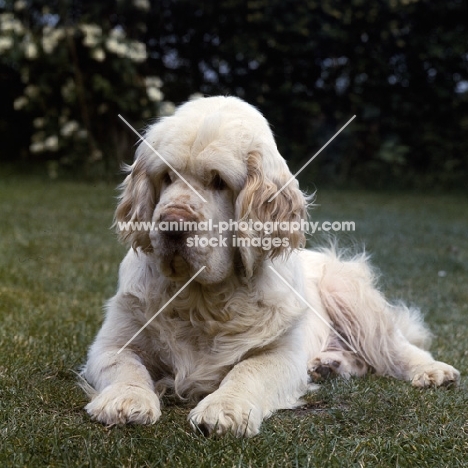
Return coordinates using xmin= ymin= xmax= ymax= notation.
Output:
xmin=82 ymin=96 xmax=459 ymax=437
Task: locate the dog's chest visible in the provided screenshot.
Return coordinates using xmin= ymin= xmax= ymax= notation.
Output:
xmin=143 ymin=295 xmax=278 ymax=364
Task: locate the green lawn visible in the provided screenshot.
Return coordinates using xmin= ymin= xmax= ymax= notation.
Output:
xmin=1 ymin=176 xmax=467 ymax=467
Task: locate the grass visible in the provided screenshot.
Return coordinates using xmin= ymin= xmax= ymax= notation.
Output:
xmin=0 ymin=175 xmax=467 ymax=467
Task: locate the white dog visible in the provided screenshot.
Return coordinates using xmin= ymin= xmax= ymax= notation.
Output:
xmin=82 ymin=96 xmax=459 ymax=437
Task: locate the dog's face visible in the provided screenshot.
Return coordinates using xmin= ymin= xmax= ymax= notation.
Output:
xmin=149 ymin=166 xmax=237 ymax=283
xmin=115 ymin=96 xmax=307 ymax=284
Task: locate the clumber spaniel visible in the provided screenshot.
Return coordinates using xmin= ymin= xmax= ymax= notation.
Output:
xmin=82 ymin=96 xmax=459 ymax=437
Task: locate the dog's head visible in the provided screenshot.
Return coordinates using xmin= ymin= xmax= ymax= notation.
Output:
xmin=115 ymin=96 xmax=308 ymax=284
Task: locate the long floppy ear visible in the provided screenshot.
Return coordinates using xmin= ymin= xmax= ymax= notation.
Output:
xmin=114 ymin=154 xmax=156 ymax=253
xmin=235 ymin=149 xmax=308 ymax=277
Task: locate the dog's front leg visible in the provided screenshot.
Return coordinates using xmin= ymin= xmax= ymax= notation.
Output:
xmin=82 ymin=297 xmax=161 ymax=426
xmin=83 ymin=347 xmax=161 ymax=426
xmin=189 ymin=339 xmax=308 ymax=437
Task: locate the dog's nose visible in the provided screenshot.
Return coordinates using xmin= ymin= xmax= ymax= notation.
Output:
xmin=160 ymin=208 xmax=197 ymax=237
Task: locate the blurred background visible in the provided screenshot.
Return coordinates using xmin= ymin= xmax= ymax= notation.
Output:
xmin=0 ymin=0 xmax=466 ymax=189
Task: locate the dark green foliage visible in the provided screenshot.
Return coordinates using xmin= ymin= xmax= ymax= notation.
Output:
xmin=150 ymin=0 xmax=468 ymax=189
xmin=1 ymin=0 xmax=467 ymax=187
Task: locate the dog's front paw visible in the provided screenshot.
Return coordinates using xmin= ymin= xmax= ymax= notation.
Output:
xmin=188 ymin=392 xmax=262 ymax=437
xmin=411 ymin=361 xmax=460 ymax=388
xmin=85 ymin=383 xmax=161 ymax=426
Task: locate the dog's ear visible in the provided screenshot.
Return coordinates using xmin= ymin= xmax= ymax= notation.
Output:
xmin=235 ymin=149 xmax=307 ymax=277
xmin=114 ymin=153 xmax=156 ymax=253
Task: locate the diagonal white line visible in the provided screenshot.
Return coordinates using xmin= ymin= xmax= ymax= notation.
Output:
xmin=118 ymin=114 xmax=207 ymax=203
xmin=117 ymin=266 xmax=206 ymax=354
xmin=268 ymin=265 xmax=358 ymax=354
xmin=268 ymin=115 xmax=356 ymax=202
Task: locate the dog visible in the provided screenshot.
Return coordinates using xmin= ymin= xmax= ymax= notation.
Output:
xmin=81 ymin=96 xmax=460 ymax=437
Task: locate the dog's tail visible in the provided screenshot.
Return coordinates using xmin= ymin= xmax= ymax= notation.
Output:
xmin=317 ymin=248 xmax=431 ymax=378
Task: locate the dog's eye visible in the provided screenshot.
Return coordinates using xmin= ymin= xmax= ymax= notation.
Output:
xmin=210 ymin=173 xmax=227 ymax=190
xmin=162 ymin=172 xmax=172 ymax=185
